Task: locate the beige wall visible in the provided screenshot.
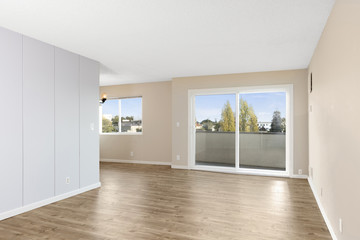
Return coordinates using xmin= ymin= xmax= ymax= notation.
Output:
xmin=100 ymin=81 xmax=172 ymax=164
xmin=308 ymin=0 xmax=360 ymax=239
xmin=172 ymin=69 xmax=309 ymax=175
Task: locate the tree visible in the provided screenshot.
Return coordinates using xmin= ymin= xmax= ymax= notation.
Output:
xmin=121 ymin=116 xmax=134 ymax=122
xmin=200 ymin=119 xmax=214 ymax=131
xmin=248 ymin=109 xmax=259 ymax=132
xmin=259 ymin=125 xmax=267 ymax=132
xmin=270 ymin=111 xmax=282 ymax=132
xmin=102 ymin=117 xmax=115 ymax=133
xmin=220 ymin=101 xmax=235 ymax=132
xmin=281 ymin=117 xmax=286 ymax=133
xmin=112 ymin=115 xmax=119 ymax=126
xmin=111 ymin=116 xmax=119 ymax=132
xmin=239 ymin=98 xmax=259 ymax=132
xmin=214 ymin=119 xmax=221 ymax=132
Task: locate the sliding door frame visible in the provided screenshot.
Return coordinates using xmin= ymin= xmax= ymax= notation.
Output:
xmin=188 ymin=84 xmax=293 ymax=177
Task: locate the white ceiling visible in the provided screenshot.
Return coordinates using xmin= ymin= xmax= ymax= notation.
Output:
xmin=0 ymin=0 xmax=335 ymax=86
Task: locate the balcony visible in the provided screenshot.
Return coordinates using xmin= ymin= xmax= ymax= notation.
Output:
xmin=195 ymin=131 xmax=286 ymax=170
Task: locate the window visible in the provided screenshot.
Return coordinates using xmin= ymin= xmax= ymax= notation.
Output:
xmin=100 ymin=97 xmax=142 ymax=134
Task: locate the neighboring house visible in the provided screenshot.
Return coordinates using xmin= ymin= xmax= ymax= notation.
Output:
xmin=195 ymin=122 xmax=202 ymax=130
xmin=121 ymin=120 xmax=142 ymax=132
xmin=130 ymin=125 xmax=142 ymax=132
xmin=257 ymin=122 xmax=271 ymax=131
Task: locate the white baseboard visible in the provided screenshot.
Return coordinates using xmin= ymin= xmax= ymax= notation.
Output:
xmin=171 ymin=165 xmax=189 ymax=170
xmin=308 ymin=178 xmax=337 ymax=240
xmin=0 ymin=182 xmax=101 ymax=221
xmin=290 ymin=174 xmax=308 ymax=179
xmin=101 ymin=158 xmax=171 ymax=166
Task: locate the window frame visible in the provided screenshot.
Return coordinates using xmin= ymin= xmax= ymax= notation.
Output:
xmin=99 ymin=96 xmax=143 ymax=135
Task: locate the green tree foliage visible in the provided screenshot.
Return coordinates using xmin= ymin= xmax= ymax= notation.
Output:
xmin=281 ymin=117 xmax=286 ymax=133
xmin=102 ymin=117 xmax=115 ymax=133
xmin=239 ymin=98 xmax=259 ymax=132
xmin=220 ymin=101 xmax=235 ymax=132
xmin=200 ymin=119 xmax=214 ymax=131
xmin=112 ymin=116 xmax=119 ymax=127
xmin=121 ymin=116 xmax=134 ymax=122
xmin=214 ymin=120 xmax=221 ymax=132
xmin=259 ymin=125 xmax=267 ymax=132
xmin=270 ymin=111 xmax=282 ymax=132
xmin=248 ymin=110 xmax=259 ymax=132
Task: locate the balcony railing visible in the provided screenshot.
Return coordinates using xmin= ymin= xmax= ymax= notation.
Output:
xmin=195 ymin=131 xmax=286 ymax=170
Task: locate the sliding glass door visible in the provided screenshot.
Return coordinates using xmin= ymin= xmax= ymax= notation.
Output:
xmin=238 ymin=92 xmax=286 ymax=171
xmin=195 ymin=94 xmax=236 ymax=167
xmin=190 ymin=85 xmax=291 ymax=176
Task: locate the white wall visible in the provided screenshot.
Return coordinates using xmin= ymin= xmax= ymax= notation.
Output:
xmin=308 ymin=0 xmax=360 ymax=239
xmin=0 ymin=26 xmax=100 ymax=220
xmin=99 ymin=82 xmax=172 ymax=164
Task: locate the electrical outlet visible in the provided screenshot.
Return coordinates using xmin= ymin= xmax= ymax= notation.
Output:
xmin=339 ymin=218 xmax=343 ymax=233
xmin=176 ymin=155 xmax=181 ymax=161
xmin=309 ymin=105 xmax=313 ymax=112
xmin=130 ymin=152 xmax=134 ymax=157
xmin=176 ymin=122 xmax=180 ymax=127
xmin=66 ymin=177 xmax=70 ymax=184
xmin=298 ymin=169 xmax=302 ymax=175
xmin=321 ymin=187 xmax=323 ymax=197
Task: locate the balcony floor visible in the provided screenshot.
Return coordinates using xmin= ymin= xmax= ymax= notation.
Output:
xmin=196 ymin=161 xmax=286 ymax=171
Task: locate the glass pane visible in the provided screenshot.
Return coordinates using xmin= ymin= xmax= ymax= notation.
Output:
xmin=239 ymin=92 xmax=286 ymax=171
xmin=102 ymin=99 xmax=119 ymax=133
xmin=121 ymin=98 xmax=142 ymax=133
xmin=195 ymin=94 xmax=236 ymax=167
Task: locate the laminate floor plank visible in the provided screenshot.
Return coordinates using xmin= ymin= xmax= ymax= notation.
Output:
xmin=0 ymin=163 xmax=331 ymax=240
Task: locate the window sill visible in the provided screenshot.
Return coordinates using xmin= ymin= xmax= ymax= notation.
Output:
xmin=100 ymin=132 xmax=143 ymax=136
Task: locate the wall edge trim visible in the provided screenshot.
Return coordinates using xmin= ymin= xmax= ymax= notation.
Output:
xmin=101 ymin=158 xmax=171 ymax=166
xmin=171 ymin=165 xmax=190 ymax=170
xmin=290 ymin=174 xmax=308 ymax=179
xmin=308 ymin=178 xmax=337 ymax=240
xmin=0 ymin=182 xmax=101 ymax=221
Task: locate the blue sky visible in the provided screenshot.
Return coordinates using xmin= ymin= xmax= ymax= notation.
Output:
xmin=195 ymin=92 xmax=286 ymax=122
xmin=102 ymin=98 xmax=142 ymax=120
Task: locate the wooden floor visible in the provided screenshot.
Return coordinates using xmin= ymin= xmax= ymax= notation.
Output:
xmin=0 ymin=163 xmax=331 ymax=240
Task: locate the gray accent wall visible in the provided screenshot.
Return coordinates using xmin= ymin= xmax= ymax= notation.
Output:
xmin=55 ymin=48 xmax=80 ymax=195
xmin=0 ymin=26 xmax=99 ymax=216
xmin=80 ymin=57 xmax=100 ymax=188
xmin=0 ymin=27 xmax=23 ymax=213
xmin=23 ymin=36 xmax=55 ymax=205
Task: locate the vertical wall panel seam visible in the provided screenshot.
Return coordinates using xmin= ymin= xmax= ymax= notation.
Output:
xmin=79 ymin=56 xmax=81 ymax=189
xmin=21 ymin=35 xmax=24 ymax=206
xmin=54 ymin=47 xmax=56 ymax=196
